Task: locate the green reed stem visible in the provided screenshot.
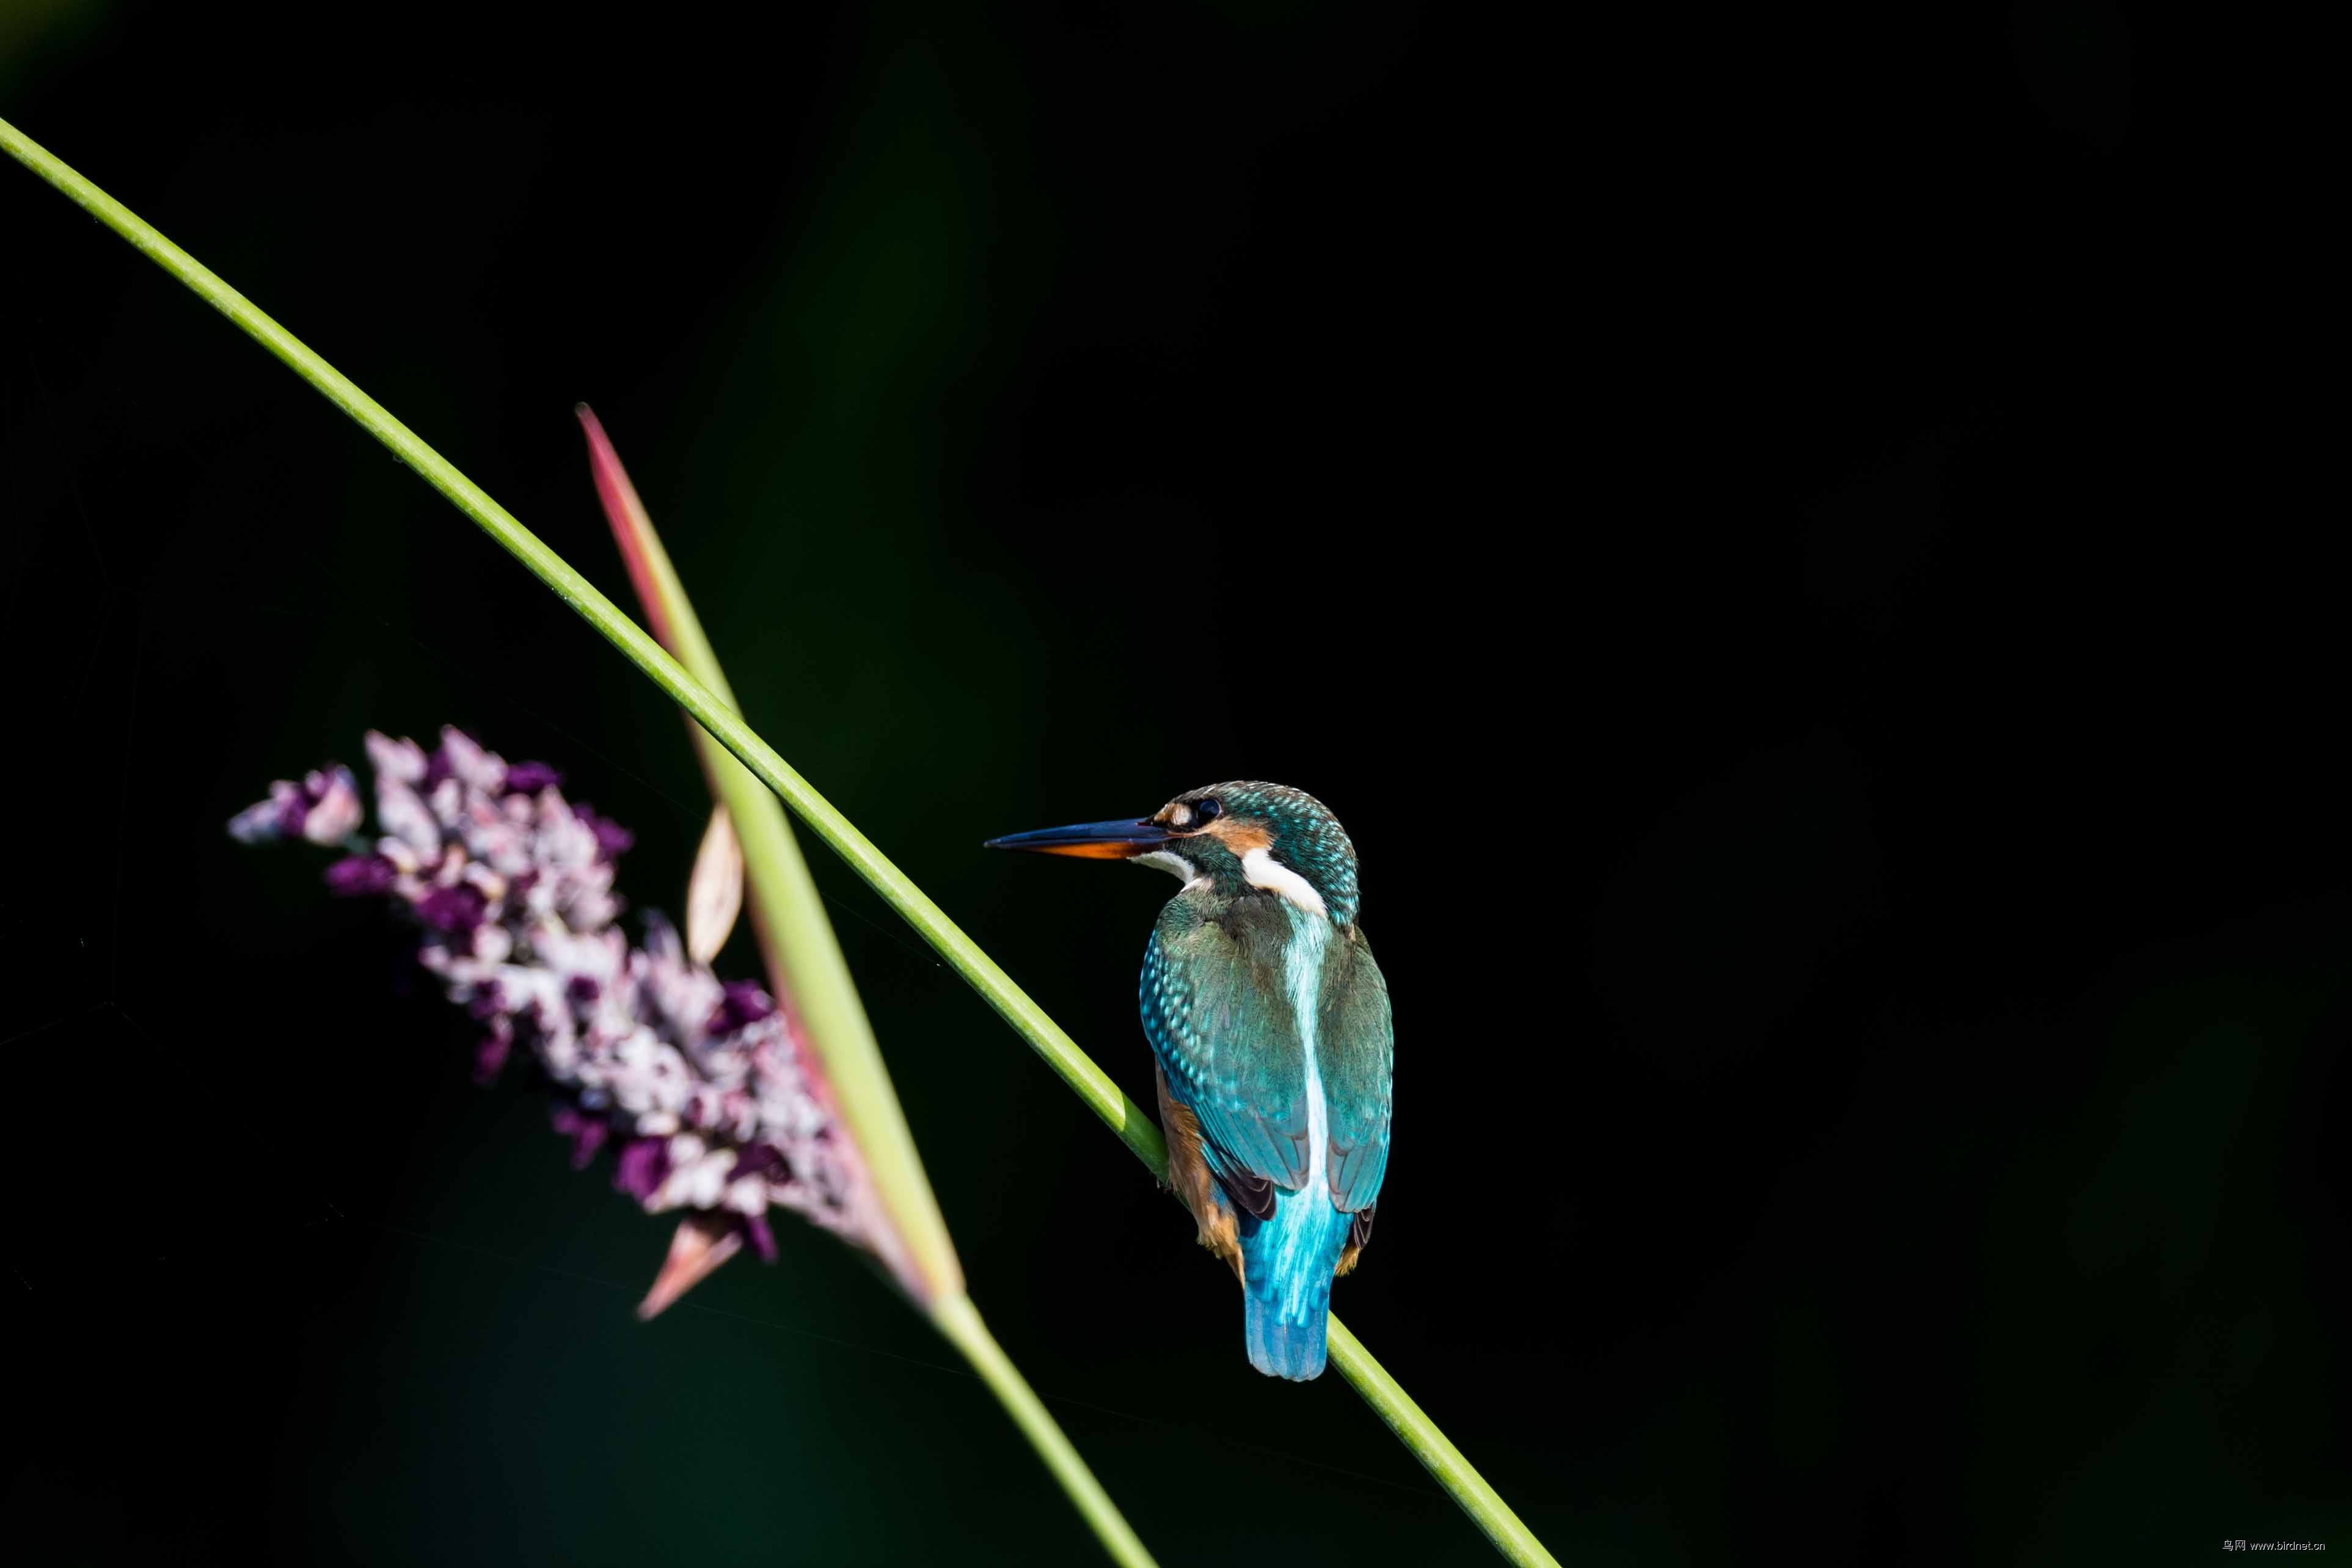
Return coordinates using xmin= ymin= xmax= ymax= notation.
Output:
xmin=2 ymin=114 xmax=1558 ymax=1568
xmin=579 ymin=401 xmax=962 ymax=1309
xmin=582 ymin=407 xmax=1155 ymax=1566
xmin=930 ymin=1295 xmax=1158 ymax=1568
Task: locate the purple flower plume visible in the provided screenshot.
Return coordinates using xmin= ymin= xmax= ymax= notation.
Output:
xmin=228 ymin=765 xmax=363 ymax=847
xmin=503 ymin=760 xmax=563 ymax=795
xmin=232 ymin=727 xmax=860 ymax=1263
xmin=325 ymin=855 xmax=397 ymax=897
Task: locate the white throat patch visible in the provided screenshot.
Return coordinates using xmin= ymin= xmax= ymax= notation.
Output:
xmin=1242 ymin=845 xmax=1328 ymax=919
xmin=1134 ymin=849 xmax=1207 ymax=892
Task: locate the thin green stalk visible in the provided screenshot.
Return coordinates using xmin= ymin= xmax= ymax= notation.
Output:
xmin=582 ymin=408 xmax=1155 ymax=1566
xmin=585 ymin=411 xmax=963 ymax=1307
xmin=686 ymin=687 xmax=957 ymax=1301
xmin=930 ymin=1295 xmax=1157 ymax=1568
xmin=691 ymin=716 xmax=1160 ymax=1568
xmin=2 ymin=115 xmax=1559 ymax=1568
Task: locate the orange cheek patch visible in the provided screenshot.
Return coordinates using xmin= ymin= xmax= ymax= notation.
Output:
xmin=1205 ymin=820 xmax=1273 ymax=854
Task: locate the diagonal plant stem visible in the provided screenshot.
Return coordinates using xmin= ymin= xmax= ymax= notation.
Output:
xmin=1 ymin=115 xmax=1560 ymax=1568
xmin=580 ymin=406 xmax=1153 ymax=1568
xmin=578 ymin=410 xmax=962 ymax=1309
xmin=924 ymin=1285 xmax=1154 ymax=1561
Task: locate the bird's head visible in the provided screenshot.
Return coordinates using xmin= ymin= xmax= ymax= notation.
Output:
xmin=986 ymin=781 xmax=1359 ymax=925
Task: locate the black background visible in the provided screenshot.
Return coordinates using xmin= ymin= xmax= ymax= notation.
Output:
xmin=3 ymin=2 xmax=2342 ymax=1562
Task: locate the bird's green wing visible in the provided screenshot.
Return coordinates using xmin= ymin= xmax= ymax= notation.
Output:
xmin=1141 ymin=894 xmax=1310 ymax=1208
xmin=1318 ymin=923 xmax=1393 ymax=1216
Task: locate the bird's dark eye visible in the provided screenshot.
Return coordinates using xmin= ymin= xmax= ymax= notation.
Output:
xmin=1193 ymin=798 xmax=1223 ymax=823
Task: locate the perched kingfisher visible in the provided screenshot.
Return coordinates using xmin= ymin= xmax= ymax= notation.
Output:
xmin=987 ymin=783 xmax=1392 ymax=1380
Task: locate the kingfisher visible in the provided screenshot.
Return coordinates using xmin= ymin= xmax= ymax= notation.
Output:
xmin=987 ymin=782 xmax=1392 ymax=1380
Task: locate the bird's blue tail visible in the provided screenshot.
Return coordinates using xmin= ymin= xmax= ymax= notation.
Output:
xmin=1238 ymin=1186 xmax=1352 ymax=1380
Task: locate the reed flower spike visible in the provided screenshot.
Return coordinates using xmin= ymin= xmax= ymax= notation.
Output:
xmin=232 ymin=726 xmax=868 ymax=1315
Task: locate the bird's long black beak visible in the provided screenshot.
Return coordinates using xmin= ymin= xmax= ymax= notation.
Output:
xmin=983 ymin=818 xmax=1175 ymax=859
